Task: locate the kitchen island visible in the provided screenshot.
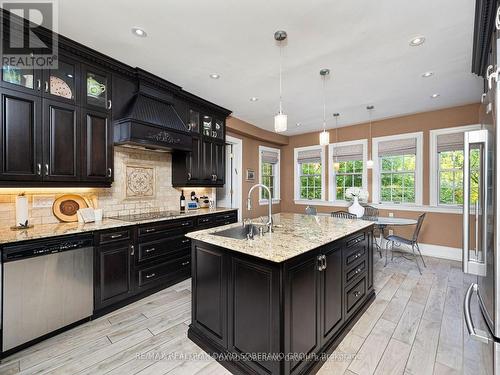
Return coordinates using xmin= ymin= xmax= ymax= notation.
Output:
xmin=186 ymin=213 xmax=374 ymax=375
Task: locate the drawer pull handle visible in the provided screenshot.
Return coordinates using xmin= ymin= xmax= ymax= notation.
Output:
xmin=355 ymin=268 xmax=362 ymax=274
xmin=181 ymin=222 xmax=190 ymax=226
xmin=130 ymin=245 xmax=135 ymax=256
xmin=353 ymin=291 xmax=362 ymax=298
xmin=182 ymin=239 xmax=190 ymax=244
xmin=145 ymin=247 xmax=156 ymax=253
xmin=182 ymin=261 xmax=190 ymax=266
xmin=110 ymin=234 xmax=122 ymax=239
xmin=354 ymin=252 xmax=362 ymax=259
xmin=145 ymin=273 xmax=156 ymax=279
xmin=145 ymin=228 xmax=156 ymax=233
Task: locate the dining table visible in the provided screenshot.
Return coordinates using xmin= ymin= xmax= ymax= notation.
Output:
xmin=361 ymin=216 xmax=418 ymax=255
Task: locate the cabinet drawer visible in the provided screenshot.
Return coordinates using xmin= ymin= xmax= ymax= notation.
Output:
xmin=345 ymin=232 xmax=366 ymax=248
xmin=138 ymin=235 xmax=191 ymax=263
xmin=215 ymin=211 xmax=237 ymax=225
xmin=346 ymin=276 xmax=367 ymax=314
xmin=99 ymin=229 xmax=132 ymax=244
xmin=345 ymin=246 xmax=366 ymax=267
xmin=345 ymin=259 xmax=367 ymax=284
xmin=197 ymin=215 xmax=214 ymax=227
xmin=137 ymin=255 xmax=191 ymax=288
xmin=138 ymin=219 xmax=194 ymax=237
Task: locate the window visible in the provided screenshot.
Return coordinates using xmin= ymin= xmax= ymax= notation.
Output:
xmin=329 ymin=140 xmax=367 ymax=201
xmin=258 ymin=146 xmax=280 ymax=203
xmin=430 ymin=125 xmax=481 ymax=207
xmin=294 ymin=146 xmax=325 ymax=200
xmin=372 ymin=132 xmax=423 ymax=205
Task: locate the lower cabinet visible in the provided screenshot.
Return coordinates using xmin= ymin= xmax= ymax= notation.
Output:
xmin=94 ymin=239 xmax=134 ymax=310
xmin=189 ymin=226 xmax=373 ymax=375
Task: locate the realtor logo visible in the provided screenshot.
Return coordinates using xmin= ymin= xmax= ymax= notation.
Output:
xmin=0 ymin=0 xmax=58 ymax=69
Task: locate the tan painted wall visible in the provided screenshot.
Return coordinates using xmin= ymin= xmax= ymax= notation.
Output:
xmin=279 ymin=103 xmax=480 ymax=249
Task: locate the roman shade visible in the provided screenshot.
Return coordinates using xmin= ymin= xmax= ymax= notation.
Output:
xmin=297 ymin=148 xmax=322 ymax=164
xmin=437 ymin=132 xmax=464 ymax=152
xmin=331 ymin=144 xmax=363 ymax=162
xmin=261 ymin=150 xmax=279 ymax=164
xmin=378 ymin=137 xmax=417 ymax=157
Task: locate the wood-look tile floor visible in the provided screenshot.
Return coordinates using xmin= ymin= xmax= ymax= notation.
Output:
xmin=0 ymin=254 xmax=489 ymax=375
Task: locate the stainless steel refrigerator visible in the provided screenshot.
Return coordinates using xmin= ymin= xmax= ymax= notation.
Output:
xmin=463 ymin=18 xmax=500 ymax=374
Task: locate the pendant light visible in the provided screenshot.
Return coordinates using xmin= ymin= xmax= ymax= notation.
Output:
xmin=319 ymin=69 xmax=330 ymax=146
xmin=333 ymin=113 xmax=340 ymax=171
xmin=366 ymin=105 xmax=375 ymax=169
xmin=274 ymin=30 xmax=288 ymax=133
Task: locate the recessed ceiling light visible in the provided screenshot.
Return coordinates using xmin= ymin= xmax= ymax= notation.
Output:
xmin=132 ymin=27 xmax=147 ymax=37
xmin=209 ymin=73 xmax=220 ymax=79
xmin=409 ymin=36 xmax=425 ymax=46
xmin=249 ymin=97 xmax=258 ymax=102
xmin=431 ymin=93 xmax=440 ymax=99
xmin=296 ymin=122 xmax=301 ymax=127
xmin=422 ymin=71 xmax=434 ymax=78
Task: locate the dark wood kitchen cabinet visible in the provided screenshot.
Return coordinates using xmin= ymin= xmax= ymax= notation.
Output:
xmin=82 ymin=109 xmax=113 ymax=182
xmin=0 ymin=54 xmax=113 ymax=186
xmin=0 ymin=88 xmax=42 ymax=181
xmin=42 ymin=99 xmax=80 ymax=181
xmin=189 ymin=227 xmax=374 ymax=375
xmin=94 ymin=229 xmax=134 ymax=311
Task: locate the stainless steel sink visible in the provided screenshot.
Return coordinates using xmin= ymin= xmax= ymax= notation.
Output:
xmin=212 ymin=224 xmax=261 ymax=240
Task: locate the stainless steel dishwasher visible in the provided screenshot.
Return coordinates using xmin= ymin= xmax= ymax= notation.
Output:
xmin=2 ymin=235 xmax=94 ymax=352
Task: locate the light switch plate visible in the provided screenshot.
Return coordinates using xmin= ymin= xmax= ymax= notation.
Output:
xmin=32 ymin=195 xmax=55 ymax=208
xmin=388 ymin=212 xmax=394 ymax=217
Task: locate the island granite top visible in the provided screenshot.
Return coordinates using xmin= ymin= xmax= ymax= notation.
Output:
xmin=186 ymin=212 xmax=374 ymax=263
xmin=0 ymin=208 xmax=237 ymax=246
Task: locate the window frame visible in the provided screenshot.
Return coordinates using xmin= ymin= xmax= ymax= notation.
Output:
xmin=294 ymin=145 xmax=326 ymax=201
xmin=328 ymin=139 xmax=368 ymax=203
xmin=258 ymin=145 xmax=281 ymax=205
xmin=429 ymin=124 xmax=481 ymax=207
xmin=372 ymin=132 xmax=424 ymax=206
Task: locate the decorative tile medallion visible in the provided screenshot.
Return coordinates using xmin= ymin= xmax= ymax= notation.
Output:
xmin=125 ymin=165 xmax=155 ymax=199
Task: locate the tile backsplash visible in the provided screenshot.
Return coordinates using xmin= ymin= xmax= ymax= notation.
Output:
xmin=0 ymin=147 xmax=214 ymax=227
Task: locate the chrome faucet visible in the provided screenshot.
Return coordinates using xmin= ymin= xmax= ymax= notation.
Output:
xmin=247 ymin=183 xmax=273 ymax=233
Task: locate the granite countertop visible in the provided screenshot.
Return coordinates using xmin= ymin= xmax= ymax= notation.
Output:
xmin=186 ymin=212 xmax=374 ymax=263
xmin=0 ymin=208 xmax=237 ymax=246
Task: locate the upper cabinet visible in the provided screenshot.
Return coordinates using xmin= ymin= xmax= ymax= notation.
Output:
xmin=172 ymin=101 xmax=227 ymax=187
xmin=83 ymin=66 xmax=112 ymax=112
xmin=0 ymin=49 xmax=113 ymax=187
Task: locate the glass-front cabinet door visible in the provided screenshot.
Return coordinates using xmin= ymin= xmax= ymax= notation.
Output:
xmin=43 ymin=56 xmax=79 ymax=103
xmin=202 ymin=115 xmax=213 ymax=137
xmin=214 ymin=118 xmax=224 ymax=139
xmin=188 ymin=109 xmax=200 ymax=133
xmin=1 ymin=55 xmax=41 ymax=94
xmin=83 ymin=66 xmax=111 ymax=111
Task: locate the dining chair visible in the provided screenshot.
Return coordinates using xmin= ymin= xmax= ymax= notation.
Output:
xmin=305 ymin=206 xmax=317 ymax=215
xmin=330 ymin=211 xmax=357 ymax=219
xmin=362 ymin=205 xmax=382 ymax=258
xmin=385 ymin=213 xmax=426 ymax=274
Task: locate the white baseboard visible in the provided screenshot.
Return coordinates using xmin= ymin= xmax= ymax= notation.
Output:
xmin=379 ymin=239 xmax=461 ymax=262
xmin=418 ymin=243 xmax=462 ymax=262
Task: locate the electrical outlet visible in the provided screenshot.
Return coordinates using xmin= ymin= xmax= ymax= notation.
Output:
xmin=32 ymin=195 xmax=55 ymax=208
xmin=388 ymin=212 xmax=394 ymax=217
xmin=389 ymin=229 xmax=394 ymax=236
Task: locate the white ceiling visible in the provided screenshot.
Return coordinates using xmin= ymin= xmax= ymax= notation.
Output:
xmin=59 ymin=0 xmax=483 ymax=135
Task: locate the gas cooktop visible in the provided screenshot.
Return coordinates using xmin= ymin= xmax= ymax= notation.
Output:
xmin=111 ymin=211 xmax=184 ymax=222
